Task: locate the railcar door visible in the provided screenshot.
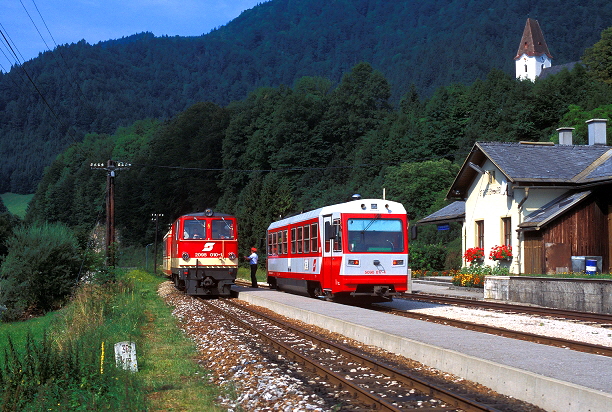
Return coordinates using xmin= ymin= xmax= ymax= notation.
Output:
xmin=322 ymin=213 xmax=341 ymax=292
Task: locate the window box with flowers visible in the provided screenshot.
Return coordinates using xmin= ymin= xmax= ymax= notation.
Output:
xmin=463 ymin=247 xmax=484 ymax=264
xmin=489 ymin=245 xmax=512 ymax=261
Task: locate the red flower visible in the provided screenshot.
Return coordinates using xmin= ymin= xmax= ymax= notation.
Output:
xmin=489 ymin=245 xmax=512 ymax=260
xmin=463 ymin=247 xmax=484 ymax=263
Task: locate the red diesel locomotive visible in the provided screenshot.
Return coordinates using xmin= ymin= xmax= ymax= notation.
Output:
xmin=266 ymin=197 xmax=410 ymax=302
xmin=163 ymin=210 xmax=238 ymax=296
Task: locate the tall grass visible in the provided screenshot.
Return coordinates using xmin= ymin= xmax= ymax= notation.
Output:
xmin=0 ymin=269 xmax=224 ymax=410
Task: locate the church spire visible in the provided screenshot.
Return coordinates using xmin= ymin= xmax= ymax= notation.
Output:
xmin=515 ymin=18 xmax=552 ymax=81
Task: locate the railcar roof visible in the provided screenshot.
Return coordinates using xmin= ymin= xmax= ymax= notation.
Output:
xmin=268 ymin=199 xmax=406 ymax=229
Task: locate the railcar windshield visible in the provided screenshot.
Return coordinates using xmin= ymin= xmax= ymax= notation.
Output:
xmin=212 ymin=219 xmax=235 ymax=239
xmin=347 ymin=218 xmax=404 ymax=252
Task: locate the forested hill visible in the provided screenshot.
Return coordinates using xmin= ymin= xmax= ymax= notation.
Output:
xmin=1 ymin=0 xmax=612 ymax=193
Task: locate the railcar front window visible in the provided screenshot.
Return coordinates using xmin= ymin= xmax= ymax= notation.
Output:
xmin=347 ymin=218 xmax=404 ymax=252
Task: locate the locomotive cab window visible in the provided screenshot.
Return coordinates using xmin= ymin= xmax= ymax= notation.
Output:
xmin=347 ymin=218 xmax=404 ymax=253
xmin=211 ymin=219 xmax=234 ymax=239
xmin=183 ymin=220 xmax=206 ymax=239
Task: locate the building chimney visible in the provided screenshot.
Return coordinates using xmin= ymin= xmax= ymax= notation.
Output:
xmin=586 ymin=119 xmax=608 ymax=145
xmin=557 ymin=127 xmax=574 ymax=145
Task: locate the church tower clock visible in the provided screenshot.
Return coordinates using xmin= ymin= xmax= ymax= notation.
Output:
xmin=515 ymin=18 xmax=552 ymax=81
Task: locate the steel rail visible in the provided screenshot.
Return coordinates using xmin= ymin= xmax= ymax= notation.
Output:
xmin=372 ymin=305 xmax=612 ymax=357
xmin=201 ymin=299 xmax=403 ymax=411
xmin=405 ymin=293 xmax=612 ymax=324
xmin=219 ymin=298 xmax=501 ymax=412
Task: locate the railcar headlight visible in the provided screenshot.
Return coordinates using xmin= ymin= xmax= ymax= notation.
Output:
xmin=182 ymin=252 xmax=190 ymax=261
xmin=228 ymin=252 xmax=236 ymax=260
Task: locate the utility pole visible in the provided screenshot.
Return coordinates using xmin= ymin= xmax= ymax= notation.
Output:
xmin=91 ymin=160 xmax=131 ymax=267
xmin=151 ymin=213 xmax=164 ymax=275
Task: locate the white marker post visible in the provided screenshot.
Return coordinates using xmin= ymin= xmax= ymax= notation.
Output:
xmin=114 ymin=341 xmax=138 ymax=372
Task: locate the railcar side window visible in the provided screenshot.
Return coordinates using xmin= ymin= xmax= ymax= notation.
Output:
xmin=333 ymin=219 xmax=341 ymax=252
xmin=267 ymin=233 xmax=273 ymax=255
xmin=303 ymin=224 xmax=310 ymax=253
xmin=346 ymin=218 xmax=404 ymax=252
xmin=272 ymin=232 xmax=278 ymax=255
xmin=211 ymin=219 xmax=234 ymax=239
xmin=291 ymin=228 xmax=296 ymax=254
xmin=297 ymin=226 xmax=303 ymax=253
xmin=276 ymin=231 xmax=282 ymax=255
xmin=311 ymin=223 xmax=318 ymax=252
xmin=282 ymin=230 xmax=288 ymax=254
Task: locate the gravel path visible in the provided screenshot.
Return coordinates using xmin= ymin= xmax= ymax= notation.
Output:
xmin=385 ymin=299 xmax=612 ymax=347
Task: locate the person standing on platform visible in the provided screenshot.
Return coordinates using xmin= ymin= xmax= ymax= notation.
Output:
xmin=244 ymin=247 xmax=258 ymax=288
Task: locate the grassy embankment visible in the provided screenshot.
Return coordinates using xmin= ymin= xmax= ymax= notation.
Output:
xmin=0 ymin=193 xmax=33 ymax=218
xmin=0 ymin=269 xmax=225 ymax=410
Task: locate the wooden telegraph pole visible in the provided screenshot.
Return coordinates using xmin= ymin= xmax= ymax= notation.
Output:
xmin=151 ymin=213 xmax=164 ymax=275
xmin=90 ymin=160 xmax=131 ymax=267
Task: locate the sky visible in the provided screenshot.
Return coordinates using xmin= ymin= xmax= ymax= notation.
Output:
xmin=0 ymin=0 xmax=265 ymax=70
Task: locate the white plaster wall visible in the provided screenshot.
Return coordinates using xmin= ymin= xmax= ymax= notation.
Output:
xmin=463 ymin=160 xmax=566 ymax=274
xmin=515 ymin=53 xmax=551 ymax=81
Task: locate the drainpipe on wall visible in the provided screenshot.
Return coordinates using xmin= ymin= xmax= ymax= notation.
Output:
xmin=516 ymin=187 xmax=530 ymax=274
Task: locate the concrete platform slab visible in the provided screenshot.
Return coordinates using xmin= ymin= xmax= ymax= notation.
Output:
xmin=234 ymin=286 xmax=612 ymax=412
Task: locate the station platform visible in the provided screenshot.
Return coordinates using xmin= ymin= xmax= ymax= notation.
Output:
xmin=233 ymin=285 xmax=612 ymax=412
xmin=411 ymin=276 xmax=485 ymax=299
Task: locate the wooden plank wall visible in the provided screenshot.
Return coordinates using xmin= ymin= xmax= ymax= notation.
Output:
xmin=543 ymin=197 xmax=609 ymax=272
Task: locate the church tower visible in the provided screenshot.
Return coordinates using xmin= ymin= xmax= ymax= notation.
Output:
xmin=515 ymin=18 xmax=552 ymax=81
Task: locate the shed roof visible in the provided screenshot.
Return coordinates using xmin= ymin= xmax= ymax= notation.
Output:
xmin=417 ymin=201 xmax=465 ymax=225
xmin=519 ymin=190 xmax=592 ymax=230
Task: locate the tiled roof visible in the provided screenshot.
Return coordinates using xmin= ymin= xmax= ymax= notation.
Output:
xmin=515 ymin=18 xmax=552 ymax=60
xmin=538 ymin=62 xmax=579 ymax=80
xmin=417 ymin=201 xmax=465 ymax=225
xmin=477 ymin=142 xmax=612 ymax=183
xmin=447 ymin=142 xmax=612 ymax=200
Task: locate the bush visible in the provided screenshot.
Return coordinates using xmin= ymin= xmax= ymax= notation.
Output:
xmin=409 ymin=242 xmax=450 ymax=271
xmin=0 ymin=222 xmax=84 ymax=321
xmin=452 ymin=264 xmax=510 ymax=288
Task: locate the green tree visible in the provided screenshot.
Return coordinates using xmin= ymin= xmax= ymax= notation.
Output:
xmin=0 ymin=222 xmax=83 ymax=321
xmin=383 ymin=159 xmax=460 ymax=221
xmin=583 ymin=26 xmax=612 ymax=84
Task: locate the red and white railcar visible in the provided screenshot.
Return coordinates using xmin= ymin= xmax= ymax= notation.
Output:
xmin=163 ymin=210 xmax=238 ymax=296
xmin=266 ymin=198 xmax=409 ymax=302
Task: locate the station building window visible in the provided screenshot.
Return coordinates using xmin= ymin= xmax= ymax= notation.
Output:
xmin=476 ymin=220 xmax=484 ymax=249
xmin=502 ymin=217 xmax=512 ymax=246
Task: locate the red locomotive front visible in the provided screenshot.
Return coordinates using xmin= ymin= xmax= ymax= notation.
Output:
xmin=163 ymin=210 xmax=238 ymax=296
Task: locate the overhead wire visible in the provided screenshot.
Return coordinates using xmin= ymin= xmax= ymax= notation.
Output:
xmin=0 ymin=1 xmax=95 ymax=158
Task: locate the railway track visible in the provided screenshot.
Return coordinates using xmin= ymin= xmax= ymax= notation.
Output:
xmin=202 ymin=297 xmax=534 ymax=411
xmin=372 ymin=304 xmax=612 ymax=357
xmin=403 ymin=293 xmax=612 ymax=325
xmin=234 ymin=280 xmax=612 ymax=357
